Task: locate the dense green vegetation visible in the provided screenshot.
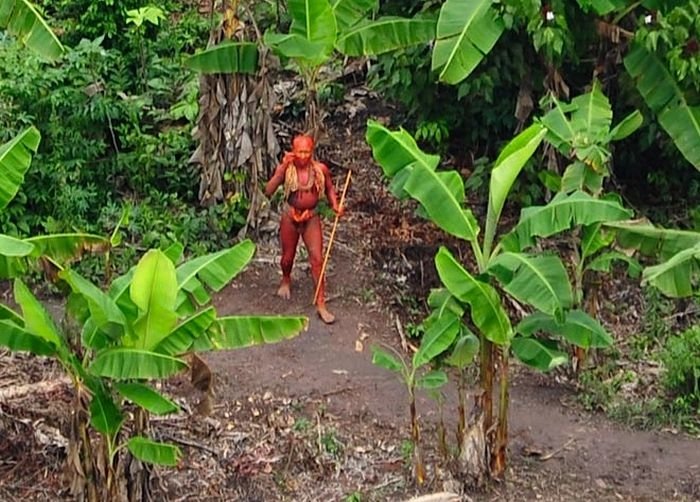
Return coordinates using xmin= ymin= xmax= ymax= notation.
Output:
xmin=1 ymin=0 xmax=700 ymax=499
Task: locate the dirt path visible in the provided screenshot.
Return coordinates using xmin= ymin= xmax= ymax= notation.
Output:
xmin=205 ymin=239 xmax=700 ymax=501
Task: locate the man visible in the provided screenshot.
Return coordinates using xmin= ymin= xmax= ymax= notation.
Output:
xmin=264 ymin=135 xmax=344 ymax=324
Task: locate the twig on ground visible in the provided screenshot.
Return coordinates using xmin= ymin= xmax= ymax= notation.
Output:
xmin=371 ymin=476 xmax=403 ymax=492
xmin=162 ymin=434 xmax=220 ymax=458
xmin=395 ymin=315 xmax=408 ymax=353
xmin=321 ymin=386 xmax=356 ymax=398
xmin=539 ymin=437 xmax=576 ymax=461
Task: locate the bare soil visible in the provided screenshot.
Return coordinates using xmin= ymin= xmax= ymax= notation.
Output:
xmin=1 ymin=89 xmax=699 ymax=501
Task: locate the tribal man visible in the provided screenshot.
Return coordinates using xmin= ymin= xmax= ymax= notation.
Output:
xmin=264 ymin=135 xmax=344 ymax=324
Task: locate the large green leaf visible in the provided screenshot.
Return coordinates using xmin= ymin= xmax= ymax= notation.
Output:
xmin=435 ymin=247 xmax=512 ymax=345
xmin=570 ymin=80 xmax=613 ymax=142
xmin=59 ymin=269 xmax=127 ymax=342
xmin=25 ymin=233 xmax=109 ymax=260
xmin=642 ymin=243 xmax=700 ymax=298
xmin=0 ymin=0 xmax=64 ymax=60
xmin=431 ymin=0 xmax=503 ymax=85
xmin=116 ymin=382 xmax=179 ymax=415
xmin=90 ymin=349 xmax=187 ymax=380
xmin=575 ymin=0 xmax=626 ymax=15
xmin=404 ymin=163 xmax=479 ymax=242
xmin=127 ymin=437 xmax=181 ymax=466
xmin=517 ymin=310 xmax=613 ymax=348
xmin=194 ymin=315 xmax=307 ymax=351
xmin=332 ymin=0 xmax=377 ymax=31
xmin=511 ymin=336 xmax=567 ymax=372
xmin=13 ymin=279 xmax=63 ymax=348
xmin=484 ymin=124 xmax=547 ymax=257
xmin=413 ymin=312 xmax=460 ymax=368
xmin=366 ymin=119 xmax=440 ymax=178
xmin=131 ymin=250 xmax=178 ymax=350
xmin=176 ymin=240 xmax=255 ymax=310
xmin=0 ymin=318 xmax=55 ymax=355
xmin=0 ymin=234 xmax=33 ymax=256
xmin=624 ymin=43 xmax=700 ymax=169
xmin=586 ymin=251 xmax=642 ymax=278
xmin=610 ymin=110 xmax=644 ymax=141
xmin=89 ymin=385 xmax=123 ymax=437
xmin=0 ymin=127 xmax=39 ymax=209
xmin=184 ymin=42 xmax=258 ymax=74
xmin=487 ymin=253 xmax=573 ymax=318
xmin=154 ymin=307 xmax=217 ymax=355
xmin=0 ymin=303 xmax=22 ymax=325
xmin=503 ymin=191 xmax=633 ymax=252
xmin=289 ymin=0 xmax=337 ymax=45
xmin=604 ymin=220 xmax=700 ymax=261
xmin=335 ymin=17 xmax=436 ymax=56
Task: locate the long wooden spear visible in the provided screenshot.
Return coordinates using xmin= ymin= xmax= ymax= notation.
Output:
xmin=313 ymin=170 xmax=352 ymax=305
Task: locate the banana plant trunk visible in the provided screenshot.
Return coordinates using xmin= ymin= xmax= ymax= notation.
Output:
xmin=456 ymin=339 xmax=493 ymax=488
xmin=409 ymin=387 xmax=426 ymax=485
xmin=491 ymin=346 xmax=509 ymax=477
xmin=68 ymin=388 xmax=99 ymax=502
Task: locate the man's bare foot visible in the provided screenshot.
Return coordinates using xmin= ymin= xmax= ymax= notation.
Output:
xmin=317 ymin=305 xmax=335 ymax=324
xmin=277 ymin=281 xmax=291 ymax=299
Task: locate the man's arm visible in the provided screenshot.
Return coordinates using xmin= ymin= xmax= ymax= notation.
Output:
xmin=265 ymin=155 xmax=291 ymax=197
xmin=321 ymin=163 xmax=343 ymax=215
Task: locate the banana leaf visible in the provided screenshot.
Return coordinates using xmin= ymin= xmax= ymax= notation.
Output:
xmin=0 ymin=234 xmax=33 ymax=256
xmin=176 ymin=240 xmax=255 ymax=310
xmin=154 ymin=307 xmax=217 ymax=355
xmin=127 ymin=437 xmax=181 ymax=466
xmin=90 ymin=348 xmax=187 ymax=380
xmin=0 ymin=318 xmax=55 ymax=355
xmin=444 ymin=330 xmax=479 ymax=368
xmin=0 ymin=126 xmax=39 ymax=210
xmin=184 ymin=42 xmax=258 ymax=74
xmin=130 ymin=250 xmax=178 ymax=350
xmin=193 ymin=315 xmax=307 ymax=351
xmin=404 ymin=163 xmax=479 ymax=242
xmin=431 ymin=0 xmax=503 ymax=85
xmin=413 ymin=311 xmax=460 ymax=367
xmin=332 ymin=0 xmax=377 ymax=31
xmin=484 ymin=124 xmax=547 ymax=257
xmin=416 ymin=370 xmax=448 ymax=389
xmin=487 ymin=252 xmax=573 ymax=319
xmin=335 ymin=17 xmax=436 ymax=56
xmin=264 ymin=32 xmax=334 ymax=64
xmin=89 ymin=385 xmax=123 ymax=437
xmin=371 ymin=346 xmax=404 ymax=373
xmin=511 ymin=336 xmax=568 ymax=372
xmin=116 ymin=382 xmax=179 ymax=415
xmin=502 ymin=191 xmax=632 ymax=252
xmin=516 ymin=310 xmax=613 ymax=348
xmin=0 ymin=0 xmax=64 ymax=60
xmin=575 ymin=0 xmax=626 ymax=14
xmin=642 ymin=243 xmax=700 ymax=298
xmin=25 ymin=233 xmax=109 ymax=260
xmin=0 ymin=303 xmax=22 ymax=325
xmin=59 ymin=269 xmax=127 ymax=342
xmin=435 ymin=247 xmax=512 ymax=345
xmin=604 ymin=220 xmax=700 ymax=260
xmin=13 ymin=279 xmax=64 ymax=348
xmin=366 ymin=120 xmax=440 ymax=176
xmin=624 ymin=43 xmax=700 ymax=170
xmin=289 ymin=0 xmax=337 ymax=46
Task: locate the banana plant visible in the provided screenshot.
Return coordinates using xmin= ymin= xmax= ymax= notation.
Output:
xmin=532 ymin=82 xmax=643 ymax=369
xmin=539 ymin=80 xmax=643 ymax=194
xmin=263 ymin=0 xmax=436 ymax=133
xmin=371 ymin=289 xmax=476 ymax=485
xmin=367 ymin=118 xmax=632 ymax=482
xmin=0 ymin=0 xmax=65 ymax=61
xmin=0 ymin=240 xmax=307 ymax=501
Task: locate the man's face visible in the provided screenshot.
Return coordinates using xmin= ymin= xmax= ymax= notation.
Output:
xmin=292 ymin=136 xmax=314 ymax=168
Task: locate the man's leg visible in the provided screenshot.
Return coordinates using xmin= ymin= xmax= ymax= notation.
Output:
xmin=278 ymin=212 xmax=299 ymax=299
xmin=302 ymin=215 xmax=335 ymax=324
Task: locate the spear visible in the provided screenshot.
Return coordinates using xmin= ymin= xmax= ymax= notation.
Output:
xmin=313 ymin=170 xmax=352 ymax=305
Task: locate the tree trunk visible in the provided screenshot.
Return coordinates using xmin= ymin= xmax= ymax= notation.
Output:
xmin=491 ymin=347 xmax=509 ymax=478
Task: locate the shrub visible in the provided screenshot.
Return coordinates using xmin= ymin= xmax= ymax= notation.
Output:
xmin=661 ymin=326 xmax=700 ymax=411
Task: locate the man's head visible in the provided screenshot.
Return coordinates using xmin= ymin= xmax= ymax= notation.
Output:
xmin=292 ymin=135 xmax=314 ymax=168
